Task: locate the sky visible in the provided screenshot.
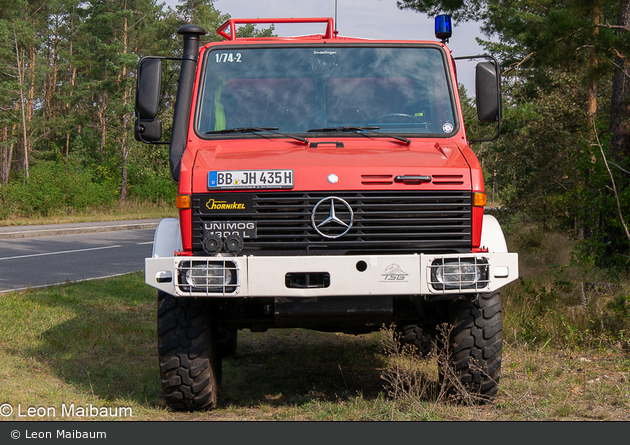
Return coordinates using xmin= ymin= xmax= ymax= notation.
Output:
xmin=161 ymin=0 xmax=489 ymax=93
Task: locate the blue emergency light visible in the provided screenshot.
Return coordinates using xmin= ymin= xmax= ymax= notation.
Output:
xmin=435 ymin=14 xmax=452 ymax=42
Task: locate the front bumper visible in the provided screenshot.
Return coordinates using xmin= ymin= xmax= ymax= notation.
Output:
xmin=146 ymin=252 xmax=518 ymax=298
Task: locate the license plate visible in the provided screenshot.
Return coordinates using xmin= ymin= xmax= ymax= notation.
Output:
xmin=208 ymin=170 xmax=294 ymax=189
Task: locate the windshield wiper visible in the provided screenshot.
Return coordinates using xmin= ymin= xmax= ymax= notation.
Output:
xmin=307 ymin=126 xmax=411 ymax=145
xmin=307 ymin=126 xmax=379 ymax=133
xmin=205 ymin=127 xmax=308 ymax=144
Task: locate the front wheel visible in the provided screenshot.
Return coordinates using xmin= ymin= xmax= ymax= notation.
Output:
xmin=439 ymin=291 xmax=503 ymax=402
xmin=157 ymin=291 xmax=222 ymax=411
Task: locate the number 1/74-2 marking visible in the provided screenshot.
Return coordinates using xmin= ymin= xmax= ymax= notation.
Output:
xmin=215 ymin=53 xmax=242 ymax=63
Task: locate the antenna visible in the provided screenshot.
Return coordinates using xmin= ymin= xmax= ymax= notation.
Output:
xmin=334 ymin=0 xmax=338 ymax=36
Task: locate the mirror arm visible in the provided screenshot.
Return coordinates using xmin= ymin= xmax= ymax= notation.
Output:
xmin=469 ymin=118 xmax=501 ymax=144
xmin=136 ymin=134 xmax=170 ymax=145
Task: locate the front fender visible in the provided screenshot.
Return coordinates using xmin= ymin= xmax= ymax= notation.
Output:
xmin=480 ymin=214 xmax=509 ymax=253
xmin=152 ymin=218 xmax=183 ymax=258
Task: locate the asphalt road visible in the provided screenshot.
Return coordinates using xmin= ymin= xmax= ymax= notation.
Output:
xmin=0 ymin=221 xmax=160 ymax=293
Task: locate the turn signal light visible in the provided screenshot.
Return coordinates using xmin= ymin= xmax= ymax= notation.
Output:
xmin=473 ymin=192 xmax=487 ymax=207
xmin=176 ymin=194 xmax=191 ymax=209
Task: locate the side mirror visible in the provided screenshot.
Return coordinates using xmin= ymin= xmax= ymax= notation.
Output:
xmin=135 ymin=58 xmax=163 ymax=142
xmin=136 ymin=58 xmax=162 ymax=119
xmin=475 ymin=61 xmax=500 ymax=123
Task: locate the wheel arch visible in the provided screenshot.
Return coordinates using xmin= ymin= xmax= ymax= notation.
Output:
xmin=152 ymin=218 xmax=183 ymax=258
xmin=479 ymin=214 xmax=508 ymax=253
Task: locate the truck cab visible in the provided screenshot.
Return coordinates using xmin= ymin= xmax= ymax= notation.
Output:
xmin=136 ymin=17 xmax=518 ymax=410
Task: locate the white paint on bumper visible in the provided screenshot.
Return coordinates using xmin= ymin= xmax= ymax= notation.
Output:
xmin=146 ymin=252 xmax=518 ymax=297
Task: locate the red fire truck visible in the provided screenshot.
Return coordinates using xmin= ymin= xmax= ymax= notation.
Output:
xmin=135 ymin=16 xmax=518 ymax=410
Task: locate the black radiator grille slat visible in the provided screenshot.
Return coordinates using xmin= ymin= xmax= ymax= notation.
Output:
xmin=192 ymin=191 xmax=472 ymax=255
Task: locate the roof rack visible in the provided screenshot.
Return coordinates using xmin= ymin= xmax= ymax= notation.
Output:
xmin=216 ymin=17 xmax=335 ymax=41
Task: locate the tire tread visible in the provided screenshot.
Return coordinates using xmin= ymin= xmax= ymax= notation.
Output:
xmin=443 ymin=292 xmax=503 ymax=401
xmin=157 ymin=291 xmax=220 ymax=411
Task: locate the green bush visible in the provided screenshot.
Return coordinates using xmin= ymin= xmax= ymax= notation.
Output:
xmin=127 ymin=144 xmax=176 ymax=203
xmin=2 ymin=161 xmax=118 ymax=218
xmin=128 ymin=172 xmax=176 ymax=203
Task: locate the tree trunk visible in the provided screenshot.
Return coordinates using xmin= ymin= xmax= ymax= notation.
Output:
xmin=1 ymin=126 xmax=13 ymax=185
xmin=98 ymin=92 xmax=108 ymax=154
xmin=581 ymin=5 xmax=600 ymax=242
xmin=51 ymin=14 xmax=59 ymax=123
xmin=587 ymin=6 xmax=599 ymax=133
xmin=14 ymin=33 xmax=29 ymax=182
xmin=119 ymin=4 xmax=131 ymax=202
xmin=121 ymin=138 xmax=128 ymax=202
xmin=65 ymin=13 xmax=77 ymax=159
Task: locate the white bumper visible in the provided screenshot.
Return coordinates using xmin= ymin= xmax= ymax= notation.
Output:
xmin=146 ymin=253 xmax=518 ymax=297
xmin=146 ymin=217 xmax=518 ymax=298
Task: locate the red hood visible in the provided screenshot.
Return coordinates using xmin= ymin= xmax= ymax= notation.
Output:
xmin=189 ymin=137 xmax=472 ymax=192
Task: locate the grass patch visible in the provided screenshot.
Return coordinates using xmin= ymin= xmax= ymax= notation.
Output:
xmin=0 ymin=273 xmax=161 ymax=420
xmin=1 ymin=267 xmax=629 ymax=421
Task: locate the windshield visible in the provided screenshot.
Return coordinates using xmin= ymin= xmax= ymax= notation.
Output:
xmin=196 ymin=45 xmax=457 ymax=137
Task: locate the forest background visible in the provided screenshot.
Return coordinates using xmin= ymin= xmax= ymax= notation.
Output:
xmin=2 ymin=1 xmax=630 ymax=307
xmin=0 ymin=0 xmax=271 ymax=218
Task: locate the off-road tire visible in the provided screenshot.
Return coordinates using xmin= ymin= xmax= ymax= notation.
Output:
xmin=157 ymin=291 xmax=221 ymax=411
xmin=396 ymin=325 xmax=434 ymax=357
xmin=440 ymin=291 xmax=502 ymax=402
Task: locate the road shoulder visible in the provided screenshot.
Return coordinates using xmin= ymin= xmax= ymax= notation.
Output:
xmin=0 ymin=219 xmax=161 ymax=240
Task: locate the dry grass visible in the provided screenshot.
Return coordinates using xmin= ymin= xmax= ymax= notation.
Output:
xmin=0 ymin=226 xmax=628 ymax=421
xmin=0 ymin=199 xmax=176 ymax=227
xmin=376 ymin=324 xmax=630 ymax=421
xmin=0 ymin=286 xmax=628 ymax=421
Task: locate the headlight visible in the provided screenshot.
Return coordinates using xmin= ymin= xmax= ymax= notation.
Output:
xmin=430 ymin=257 xmax=488 ymax=291
xmin=185 ymin=264 xmax=233 ymax=288
xmin=177 ymin=260 xmax=238 ymax=294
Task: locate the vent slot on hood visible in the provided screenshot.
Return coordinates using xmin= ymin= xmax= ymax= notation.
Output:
xmin=361 ymin=174 xmax=393 ymax=185
xmin=432 ymin=175 xmax=464 ymax=185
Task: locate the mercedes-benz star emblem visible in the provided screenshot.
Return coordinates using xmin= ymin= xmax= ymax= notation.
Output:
xmin=311 ymin=197 xmax=354 ymax=239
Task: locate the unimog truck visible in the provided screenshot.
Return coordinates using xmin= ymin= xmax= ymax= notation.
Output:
xmin=135 ymin=16 xmax=518 ymax=410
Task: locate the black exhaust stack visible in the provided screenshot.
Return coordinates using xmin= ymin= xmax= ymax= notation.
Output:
xmin=170 ymin=24 xmax=207 ymax=181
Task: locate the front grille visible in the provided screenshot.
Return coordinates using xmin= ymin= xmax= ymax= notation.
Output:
xmin=192 ymin=191 xmax=472 ymax=255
